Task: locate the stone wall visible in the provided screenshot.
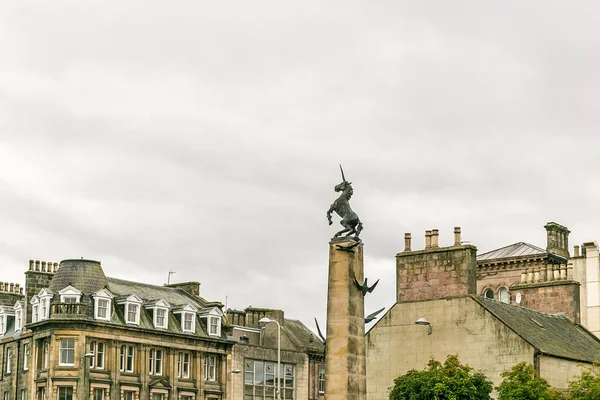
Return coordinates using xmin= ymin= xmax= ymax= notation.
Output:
xmin=24 ymin=261 xmax=58 ymax=324
xmin=538 ymin=355 xmax=587 ymax=389
xmin=396 ymin=231 xmax=477 ymax=302
xmin=511 ymin=280 xmax=580 ymax=323
xmin=366 ymin=297 xmax=535 ymax=400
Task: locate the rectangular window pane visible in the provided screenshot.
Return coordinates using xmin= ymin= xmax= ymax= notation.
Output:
xmin=57 ymin=387 xmax=73 ymax=400
xmin=96 ymin=343 xmax=105 ymax=369
xmin=59 ymin=339 xmax=75 ymax=366
xmin=23 ymin=344 xmax=29 ymax=371
xmin=127 ymin=346 xmax=134 ymax=372
xmin=93 ymin=389 xmax=104 ymax=400
xmin=97 ymin=299 xmax=108 ymax=319
xmin=124 ymin=392 xmax=134 ymax=400
xmin=127 ymin=304 xmax=138 ymax=323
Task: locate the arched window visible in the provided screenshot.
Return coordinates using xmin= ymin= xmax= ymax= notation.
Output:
xmin=484 ymin=289 xmax=494 ymax=299
xmin=499 ymin=287 xmax=510 ymax=304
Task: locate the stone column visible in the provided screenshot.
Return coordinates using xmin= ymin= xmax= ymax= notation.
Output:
xmin=325 ymin=238 xmax=366 ymax=400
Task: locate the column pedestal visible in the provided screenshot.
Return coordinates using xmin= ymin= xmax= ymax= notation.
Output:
xmin=325 ymin=238 xmax=366 ymax=400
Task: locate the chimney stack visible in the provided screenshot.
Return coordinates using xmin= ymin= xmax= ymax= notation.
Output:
xmin=544 ymin=222 xmax=570 ymax=259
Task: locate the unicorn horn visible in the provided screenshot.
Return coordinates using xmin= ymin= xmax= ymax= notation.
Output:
xmin=339 ymin=164 xmax=347 ymax=182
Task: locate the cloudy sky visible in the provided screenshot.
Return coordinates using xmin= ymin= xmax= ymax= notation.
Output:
xmin=2 ymin=1 xmax=600 ymax=332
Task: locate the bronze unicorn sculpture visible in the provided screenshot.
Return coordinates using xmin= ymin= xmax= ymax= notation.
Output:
xmin=327 ymin=165 xmax=363 ymax=239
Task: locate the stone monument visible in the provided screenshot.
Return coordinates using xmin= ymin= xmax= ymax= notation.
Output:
xmin=325 ymin=166 xmax=367 ymax=400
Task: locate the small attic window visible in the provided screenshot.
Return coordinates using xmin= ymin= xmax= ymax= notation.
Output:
xmin=118 ymin=295 xmax=143 ymax=326
xmin=145 ymin=299 xmax=171 ymax=330
xmin=59 ymin=285 xmax=82 ymax=303
xmin=484 ymin=289 xmax=494 ymax=299
xmin=93 ymin=289 xmax=113 ymax=321
xmin=498 ymin=288 xmax=510 ymax=304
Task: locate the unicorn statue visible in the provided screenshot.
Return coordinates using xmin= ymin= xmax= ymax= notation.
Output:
xmin=327 ymin=165 xmax=363 ymax=239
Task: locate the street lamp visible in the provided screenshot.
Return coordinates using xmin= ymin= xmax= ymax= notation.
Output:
xmin=83 ymin=351 xmax=94 ymax=400
xmin=415 ymin=317 xmax=432 ymax=335
xmin=259 ymin=317 xmax=281 ymax=400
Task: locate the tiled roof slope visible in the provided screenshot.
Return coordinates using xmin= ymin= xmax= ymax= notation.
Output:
xmin=107 ymin=277 xmax=207 ymax=308
xmin=282 ymin=318 xmax=324 ymax=353
xmin=473 ymin=296 xmax=600 ymax=363
xmin=477 ymin=242 xmax=547 ymax=262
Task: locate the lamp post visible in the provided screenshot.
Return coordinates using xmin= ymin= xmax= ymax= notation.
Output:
xmin=83 ymin=351 xmax=94 ymax=400
xmin=259 ymin=317 xmax=281 ymax=400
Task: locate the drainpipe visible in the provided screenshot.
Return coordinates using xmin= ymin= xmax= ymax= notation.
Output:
xmin=14 ymin=341 xmax=21 ymax=400
xmin=533 ymin=349 xmax=541 ymax=376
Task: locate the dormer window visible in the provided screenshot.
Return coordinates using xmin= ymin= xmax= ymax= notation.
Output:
xmin=14 ymin=302 xmax=24 ymax=331
xmin=209 ymin=317 xmax=220 ymax=336
xmin=173 ymin=304 xmax=198 ymax=334
xmin=59 ymin=285 xmax=81 ymax=303
xmin=37 ymin=288 xmax=53 ymax=321
xmin=30 ymin=296 xmax=39 ymax=323
xmin=145 ymin=299 xmax=170 ymax=329
xmin=198 ymin=307 xmax=223 ymax=337
xmin=117 ymin=295 xmax=143 ymax=326
xmin=92 ymin=289 xmax=113 ymax=321
xmin=0 ymin=306 xmax=14 ymax=336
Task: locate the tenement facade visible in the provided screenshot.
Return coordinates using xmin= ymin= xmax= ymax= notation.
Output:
xmin=0 ymin=259 xmax=324 ymax=400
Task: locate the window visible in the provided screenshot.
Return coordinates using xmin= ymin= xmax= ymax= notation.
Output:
xmin=43 ymin=341 xmax=49 ymax=369
xmin=0 ymin=315 xmax=5 ymax=334
xmin=120 ymin=345 xmax=135 ymax=373
xmin=318 ymin=366 xmax=325 ymax=394
xmin=127 ymin=304 xmax=139 ymax=325
xmin=484 ymin=288 xmax=494 ymax=299
xmin=92 ymin=388 xmax=104 ymax=400
xmin=32 ymin=305 xmax=39 ymax=323
xmin=149 ymin=349 xmax=163 ymax=376
xmin=499 ymin=287 xmax=510 ymax=304
xmin=6 ymin=347 xmax=13 ymax=373
xmin=181 ymin=396 xmax=193 ymax=400
xmin=155 ymin=308 xmax=167 ymax=329
xmin=204 ymin=354 xmax=217 ymax=381
xmin=59 ymin=339 xmax=75 ymax=366
xmin=151 ymin=394 xmax=164 ymax=400
xmin=23 ymin=343 xmax=29 ymax=371
xmin=123 ymin=392 xmax=135 ymax=400
xmin=62 ymin=297 xmax=78 ymax=304
xmin=209 ymin=317 xmax=220 ymax=336
xmin=178 ymin=352 xmax=191 ymax=379
xmin=244 ymin=359 xmax=295 ymax=400
xmin=36 ymin=388 xmax=44 ymax=400
xmin=89 ymin=341 xmax=105 ymax=369
xmin=15 ymin=310 xmax=22 ymax=331
xmin=40 ymin=299 xmax=48 ymax=321
xmin=4 ymin=392 xmax=10 ymax=400
xmin=20 ymin=390 xmax=27 ymax=400
xmin=96 ymin=299 xmax=109 ymax=320
xmin=57 ymin=387 xmax=72 ymax=400
xmin=183 ymin=312 xmax=194 ymax=332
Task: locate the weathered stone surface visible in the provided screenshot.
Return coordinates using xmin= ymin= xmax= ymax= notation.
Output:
xmin=325 ymin=240 xmax=366 ymax=400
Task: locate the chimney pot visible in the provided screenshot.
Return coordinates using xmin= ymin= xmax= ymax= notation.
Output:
xmin=454 ymin=227 xmax=461 ymax=246
xmin=574 ymin=245 xmax=580 ymax=257
xmin=404 ymin=233 xmax=412 ymax=252
xmin=41 ymin=261 xmax=47 ymax=272
xmin=35 ymin=260 xmax=40 ymax=271
xmin=431 ymin=229 xmax=439 ymax=248
xmin=425 ymin=230 xmax=432 ymax=249
xmin=29 ymin=260 xmax=34 ymax=271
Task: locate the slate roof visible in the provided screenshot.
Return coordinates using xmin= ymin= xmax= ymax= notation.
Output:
xmin=477 ymin=242 xmax=547 ymax=262
xmin=107 ymin=277 xmax=207 ymax=308
xmin=282 ymin=318 xmax=324 ymax=354
xmin=473 ymin=295 xmax=600 ymax=363
xmin=49 ymin=259 xmax=109 ymax=294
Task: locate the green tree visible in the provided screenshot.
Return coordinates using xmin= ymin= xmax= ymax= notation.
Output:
xmin=567 ymin=366 xmax=600 ymax=400
xmin=389 ymin=354 xmax=493 ymax=400
xmin=496 ymin=362 xmax=562 ymax=400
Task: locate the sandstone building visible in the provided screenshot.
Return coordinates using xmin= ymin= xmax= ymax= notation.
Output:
xmin=366 ymin=228 xmax=600 ymax=400
xmin=0 ymin=259 xmax=323 ymax=400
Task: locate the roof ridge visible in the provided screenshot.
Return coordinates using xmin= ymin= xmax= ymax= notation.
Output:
xmin=478 ymin=241 xmax=545 ymax=257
